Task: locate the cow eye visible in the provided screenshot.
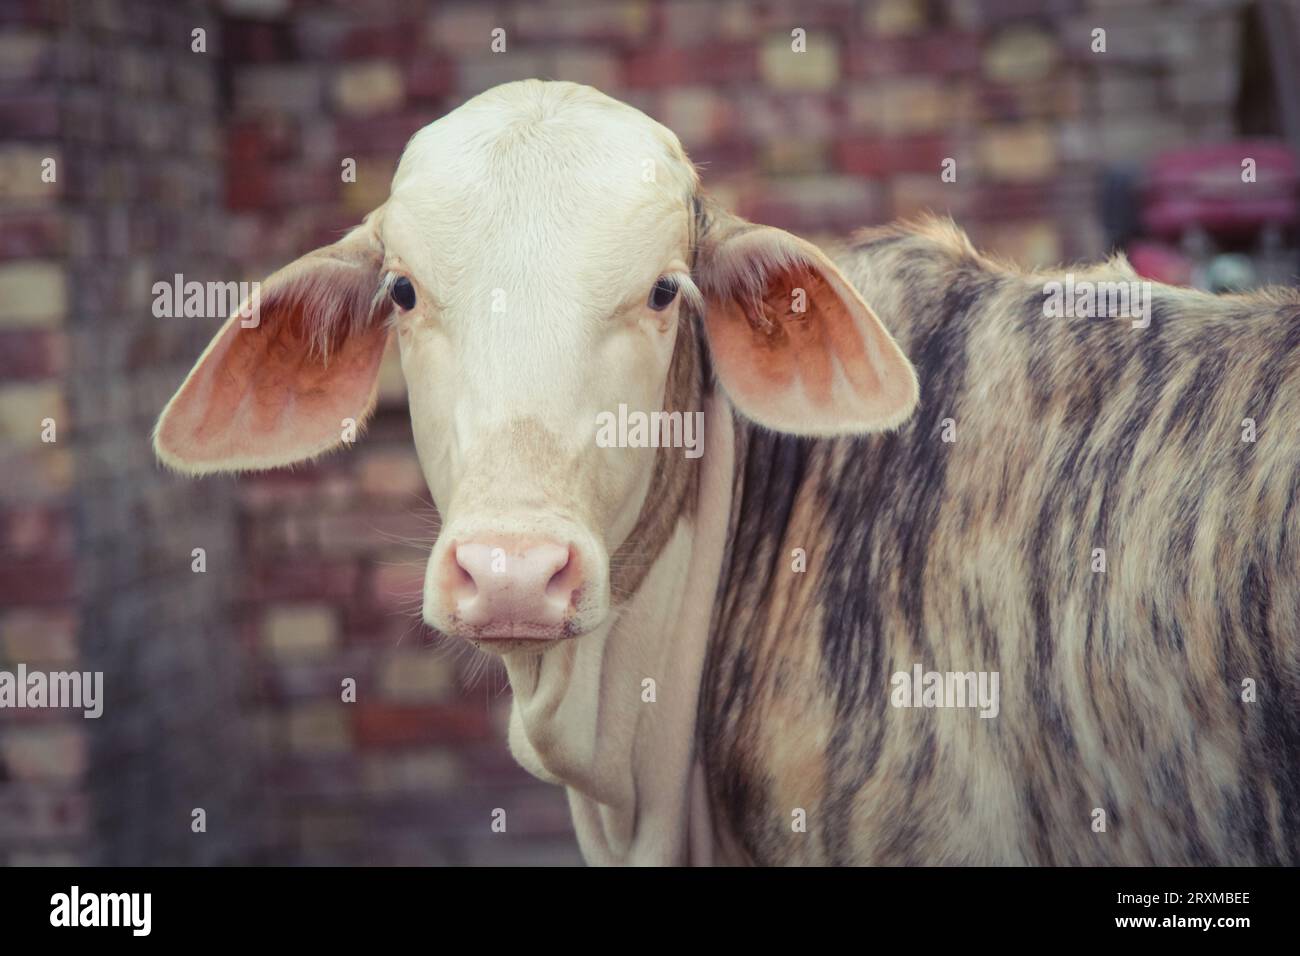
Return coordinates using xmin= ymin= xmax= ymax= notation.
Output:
xmin=648 ymin=276 xmax=679 ymax=311
xmin=391 ymin=276 xmax=416 ymax=310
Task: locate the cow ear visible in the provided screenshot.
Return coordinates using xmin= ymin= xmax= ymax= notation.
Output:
xmin=154 ymin=217 xmax=392 ymax=474
xmin=694 ymin=203 xmax=918 ymax=436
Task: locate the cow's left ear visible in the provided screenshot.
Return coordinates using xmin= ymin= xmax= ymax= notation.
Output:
xmin=694 ymin=203 xmax=918 ymax=436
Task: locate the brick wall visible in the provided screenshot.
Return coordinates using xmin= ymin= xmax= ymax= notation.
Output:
xmin=0 ymin=0 xmax=264 ymax=865
xmin=0 ymin=0 xmax=80 ymax=864
xmin=0 ymin=0 xmax=1273 ymax=866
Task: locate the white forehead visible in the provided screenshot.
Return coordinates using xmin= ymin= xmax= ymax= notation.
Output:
xmin=382 ymin=81 xmax=698 ymax=307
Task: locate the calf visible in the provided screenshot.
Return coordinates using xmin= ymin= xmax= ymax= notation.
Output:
xmin=155 ymin=80 xmax=1300 ymax=865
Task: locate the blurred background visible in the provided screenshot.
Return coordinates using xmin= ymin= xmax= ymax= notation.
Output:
xmin=1 ymin=0 xmax=1297 ymax=866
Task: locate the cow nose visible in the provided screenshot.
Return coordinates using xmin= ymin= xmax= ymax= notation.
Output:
xmin=449 ymin=536 xmax=583 ymax=636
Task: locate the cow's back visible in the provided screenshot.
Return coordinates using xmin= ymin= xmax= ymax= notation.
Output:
xmin=700 ymin=220 xmax=1300 ymax=865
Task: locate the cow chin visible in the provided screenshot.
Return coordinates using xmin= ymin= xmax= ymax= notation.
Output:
xmin=422 ymin=514 xmax=610 ymax=656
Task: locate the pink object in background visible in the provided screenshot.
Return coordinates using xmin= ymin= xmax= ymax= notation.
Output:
xmin=1142 ymin=140 xmax=1299 ymax=240
xmin=1126 ymin=241 xmax=1195 ymax=286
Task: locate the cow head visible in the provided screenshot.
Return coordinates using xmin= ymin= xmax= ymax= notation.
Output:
xmin=155 ymin=80 xmax=918 ymax=654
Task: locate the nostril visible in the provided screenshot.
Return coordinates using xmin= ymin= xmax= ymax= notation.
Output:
xmin=545 ymin=545 xmax=582 ymax=607
xmin=451 ymin=544 xmax=478 ymax=600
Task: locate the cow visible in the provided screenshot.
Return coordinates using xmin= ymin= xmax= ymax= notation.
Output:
xmin=154 ymin=80 xmax=1300 ymax=866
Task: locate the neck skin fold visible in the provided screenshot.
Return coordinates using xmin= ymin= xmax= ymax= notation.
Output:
xmin=500 ymin=389 xmax=736 ymax=865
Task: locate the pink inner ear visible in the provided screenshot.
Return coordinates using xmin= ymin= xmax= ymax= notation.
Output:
xmin=704 ymin=258 xmax=917 ymax=435
xmin=717 ymin=264 xmax=877 ymax=404
xmin=156 ymin=301 xmax=391 ymax=472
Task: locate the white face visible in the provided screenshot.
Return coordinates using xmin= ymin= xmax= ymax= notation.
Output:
xmin=154 ymin=82 xmax=918 ymax=659
xmin=380 ymin=82 xmax=702 ymax=654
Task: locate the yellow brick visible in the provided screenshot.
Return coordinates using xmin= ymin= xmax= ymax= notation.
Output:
xmin=333 ymin=62 xmax=403 ymax=115
xmin=983 ymin=26 xmax=1059 ymax=83
xmin=1 ymin=726 xmax=86 ymax=781
xmin=0 ymin=146 xmax=60 ymax=201
xmin=848 ymin=78 xmax=951 ymax=135
xmin=299 ymin=809 xmax=360 ymax=846
xmin=659 ymin=87 xmax=725 ymax=145
xmin=866 ymin=0 xmax=926 ymax=37
xmin=978 ymin=124 xmax=1057 ymax=181
xmin=263 ymin=604 xmax=339 ymax=659
xmin=377 ymin=649 xmax=455 ymax=702
xmin=0 ymin=382 xmax=65 ymax=449
xmin=760 ymin=33 xmax=840 ymax=92
xmin=286 ymin=702 xmax=351 ymax=755
xmin=982 ymin=221 xmax=1061 ymax=269
xmin=891 ymin=173 xmax=958 ymax=221
xmin=0 ymin=261 xmax=66 ymax=326
xmin=359 ymin=450 xmax=426 ymax=498
xmin=1 ymin=609 xmax=79 ymax=664
xmin=340 ymin=157 xmax=391 ymax=217
xmin=550 ymin=49 xmax=618 ymax=89
xmin=427 ymin=5 xmax=499 ymax=48
xmin=362 ymin=750 xmax=459 ymax=794
xmin=762 ymin=137 xmax=829 ymax=175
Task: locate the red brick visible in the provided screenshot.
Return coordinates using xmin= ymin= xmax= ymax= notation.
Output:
xmin=0 ymin=504 xmax=73 ymax=556
xmin=835 ymin=135 xmax=953 ymax=177
xmin=970 ymin=182 xmax=1060 ymax=220
xmin=694 ymin=3 xmax=863 ymax=41
xmin=310 ymin=511 xmax=427 ymax=552
xmin=978 ymin=0 xmax=1061 ymax=24
xmin=514 ymin=1 xmax=652 ymax=43
xmin=0 ymin=0 xmax=67 ymax=27
xmin=0 ymin=92 xmax=59 ymax=137
xmin=405 ymin=59 xmax=454 ymax=100
xmin=621 ymin=44 xmax=756 ymax=88
xmin=238 ymin=467 xmax=349 ymax=512
xmin=686 ymin=138 xmax=758 ymax=176
xmin=225 ymin=162 xmax=272 ymax=211
xmin=0 ymin=329 xmax=66 ymax=379
xmin=226 ymin=120 xmax=269 ymax=167
xmin=340 ymin=22 xmax=423 ymax=59
xmin=354 ymin=703 xmax=493 ymax=748
xmin=0 ymin=211 xmax=65 ymax=260
xmin=266 ymin=165 xmax=339 ymax=206
xmin=246 ymin=559 xmax=360 ymax=602
xmin=367 ymin=562 xmax=429 ymax=615
xmin=223 ymin=18 xmax=294 ymax=63
xmin=335 ymin=112 xmax=441 ymax=154
xmin=845 ymin=32 xmax=980 ymax=77
xmin=0 ymin=557 xmax=74 ymax=604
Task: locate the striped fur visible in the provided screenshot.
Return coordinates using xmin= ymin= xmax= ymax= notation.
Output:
xmin=698 ymin=218 xmax=1300 ymax=865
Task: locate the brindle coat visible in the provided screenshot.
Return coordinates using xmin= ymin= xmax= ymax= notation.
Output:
xmin=695 ymin=217 xmax=1300 ymax=865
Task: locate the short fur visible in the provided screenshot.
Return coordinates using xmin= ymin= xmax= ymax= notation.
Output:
xmin=700 ymin=218 xmax=1300 ymax=864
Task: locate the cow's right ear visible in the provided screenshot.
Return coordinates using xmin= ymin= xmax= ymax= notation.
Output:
xmin=154 ymin=216 xmax=392 ymax=475
xmin=694 ymin=200 xmax=919 ymax=436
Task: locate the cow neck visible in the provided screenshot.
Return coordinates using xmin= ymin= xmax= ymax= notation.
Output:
xmin=500 ymin=387 xmax=735 ymax=864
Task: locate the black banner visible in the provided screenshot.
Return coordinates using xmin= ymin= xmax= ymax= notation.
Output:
xmin=0 ymin=866 xmax=1282 ymax=942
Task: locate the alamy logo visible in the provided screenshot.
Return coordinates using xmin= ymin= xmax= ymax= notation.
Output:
xmin=50 ymin=886 xmax=151 ymax=936
xmin=152 ymin=273 xmax=261 ymax=327
xmin=0 ymin=664 xmax=103 ymax=718
xmin=595 ymin=403 xmax=704 ymax=459
xmin=1042 ymin=273 xmax=1152 ymax=329
xmin=890 ymin=664 xmax=1000 ymax=718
